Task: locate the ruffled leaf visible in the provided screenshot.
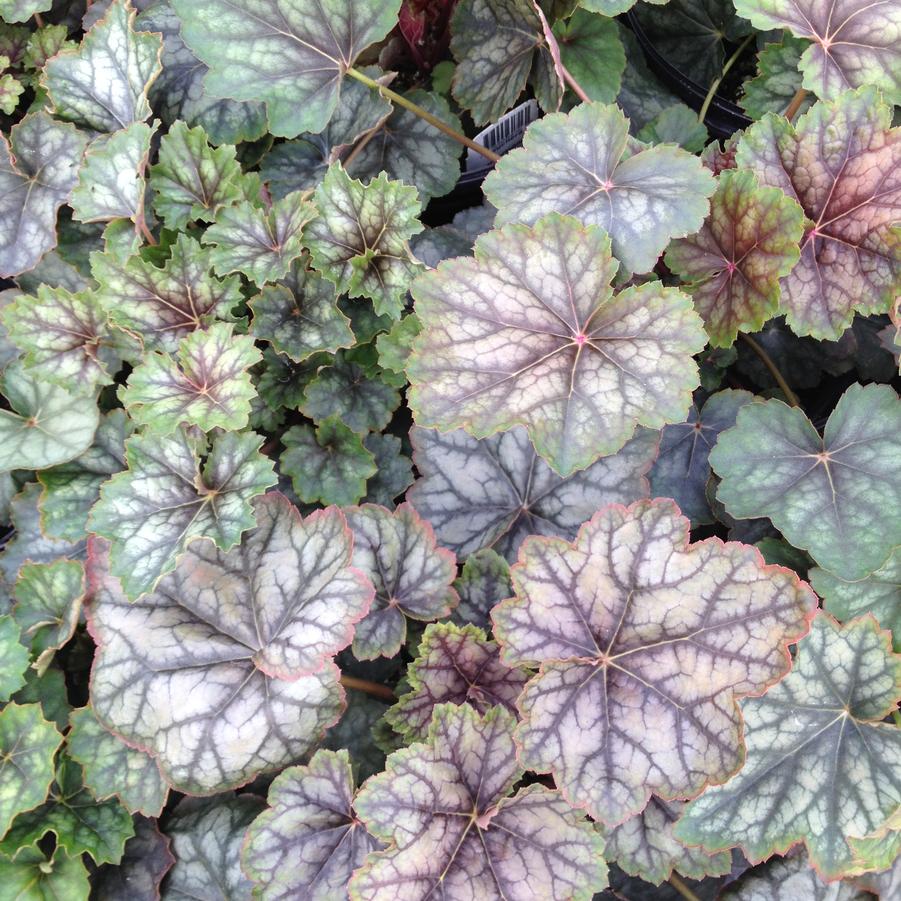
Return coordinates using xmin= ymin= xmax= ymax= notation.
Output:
xmin=452 ymin=548 xmax=512 ymax=630
xmin=741 ymin=36 xmax=813 ymax=119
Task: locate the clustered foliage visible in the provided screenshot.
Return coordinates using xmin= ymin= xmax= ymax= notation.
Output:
xmin=0 ymin=0 xmax=898 ymax=898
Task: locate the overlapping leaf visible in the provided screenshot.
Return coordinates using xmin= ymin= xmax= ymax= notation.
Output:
xmin=345 ymin=503 xmax=457 ymax=660
xmin=483 ymin=103 xmax=715 ymax=274
xmin=362 ymin=434 xmax=413 ymax=508
xmin=87 ymin=493 xmax=372 ymax=792
xmin=637 ymin=104 xmax=709 ymax=153
xmin=674 ymin=614 xmax=901 ymax=878
xmin=351 ymin=704 xmax=608 ymax=900
xmin=92 ymin=816 xmax=174 ymax=901
xmin=741 ymin=36 xmax=813 ymax=119
xmin=492 ymin=498 xmax=817 ymax=825
xmin=452 ymin=548 xmax=512 ymax=629
xmin=242 ymin=749 xmax=383 ymax=900
xmin=408 ymin=214 xmax=703 ymax=476
xmin=554 ymin=8 xmax=625 ymax=104
xmin=665 ymin=169 xmax=805 ymax=346
xmin=0 ymin=615 xmax=28 ymax=701
xmin=408 ymin=423 xmax=657 ymax=560
xmin=735 ymin=87 xmax=901 ymax=339
xmin=0 ymin=848 xmax=89 ymax=899
xmin=88 ymin=428 xmax=276 ymax=599
xmin=171 ymin=0 xmax=401 ymax=137
xmin=719 ymin=850 xmax=868 ymax=900
xmin=710 ymin=383 xmax=901 ymax=581
xmin=0 ymin=1 xmax=51 ymax=23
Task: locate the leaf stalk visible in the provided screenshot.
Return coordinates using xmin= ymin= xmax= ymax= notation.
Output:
xmin=698 ymin=33 xmax=755 ymax=125
xmin=784 ymin=86 xmax=809 ymax=121
xmin=740 ymin=333 xmax=800 ymax=407
xmin=668 ymin=873 xmax=702 ymax=901
xmin=339 ymin=673 xmax=396 ymax=702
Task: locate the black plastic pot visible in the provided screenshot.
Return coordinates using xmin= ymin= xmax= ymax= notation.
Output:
xmin=623 ymin=10 xmax=752 ymax=141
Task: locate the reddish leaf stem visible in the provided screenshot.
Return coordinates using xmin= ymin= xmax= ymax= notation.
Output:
xmin=784 ymin=87 xmax=809 ymax=122
xmin=668 ymin=873 xmax=702 ymax=901
xmin=339 ymin=673 xmax=396 ymax=702
xmin=740 ymin=333 xmax=800 ymax=407
xmin=532 ymin=1 xmax=591 ymax=104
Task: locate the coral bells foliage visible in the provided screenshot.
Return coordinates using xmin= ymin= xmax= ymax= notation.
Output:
xmin=0 ymin=1 xmax=899 ymax=898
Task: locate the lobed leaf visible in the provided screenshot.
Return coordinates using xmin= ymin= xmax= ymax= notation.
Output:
xmin=741 ymin=36 xmax=813 ymax=119
xmin=0 ymin=1 xmax=51 ymax=23
xmin=554 ymin=8 xmax=625 ymax=104
xmin=362 ymin=433 xmax=414 ymax=508
xmin=0 ymin=847 xmax=89 ymax=899
xmin=452 ymin=548 xmax=512 ymax=630
xmin=0 ymin=614 xmax=28 ymax=701
xmin=92 ymin=815 xmax=174 ymax=901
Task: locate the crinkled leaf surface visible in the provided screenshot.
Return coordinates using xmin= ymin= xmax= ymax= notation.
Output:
xmin=67 ymin=707 xmax=168 ymax=817
xmin=452 ymin=548 xmax=512 ymax=630
xmin=720 ymin=850 xmax=869 ymax=900
xmin=408 ymin=423 xmax=657 ymax=560
xmin=204 ymin=191 xmax=316 ymax=285
xmin=0 ymin=703 xmax=63 ymax=837
xmin=666 ymin=169 xmax=805 ymax=346
xmin=736 ymin=87 xmax=901 ymax=339
xmin=649 ymin=390 xmax=756 ymax=526
xmin=387 ymin=622 xmax=529 ymax=740
xmin=0 ymin=112 xmax=88 ymax=278
xmin=163 ymin=795 xmax=263 ymax=898
xmin=242 ymin=749 xmax=383 ymax=901
xmin=0 ymin=615 xmax=28 ymax=701
xmin=0 ymin=364 xmax=99 ymax=473
xmin=170 ymin=0 xmax=401 ymax=137
xmin=811 ymin=551 xmax=900 ymax=651
xmin=121 ymin=322 xmax=260 ymax=434
xmin=741 ymin=36 xmax=813 ymax=119
xmin=43 ymin=0 xmax=162 ymax=132
xmin=87 ymin=493 xmax=372 ymax=792
xmin=408 ymin=214 xmax=703 ymax=476
xmin=92 ymin=815 xmax=174 ymax=901
xmin=307 ymin=166 xmax=423 ymax=319
xmin=92 ymin=233 xmax=242 ymax=353
xmin=710 ymin=383 xmax=901 ymax=581
xmin=351 ymin=704 xmax=608 ymax=900
xmin=281 ymin=418 xmax=376 ymax=507
xmin=734 ymin=0 xmax=900 ymax=102
xmin=492 ymin=498 xmax=817 ymax=825
xmin=674 ymin=614 xmax=901 ymax=878
xmin=484 ymin=103 xmax=715 ymax=274
xmin=346 ymin=503 xmax=457 ymax=660
xmin=88 ymin=428 xmax=276 ymax=600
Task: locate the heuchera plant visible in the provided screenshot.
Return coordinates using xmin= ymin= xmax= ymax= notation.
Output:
xmin=0 ymin=0 xmax=898 ymax=898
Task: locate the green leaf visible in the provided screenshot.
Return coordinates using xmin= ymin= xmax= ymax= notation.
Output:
xmin=42 ymin=0 xmax=162 ymax=132
xmin=0 ymin=0 xmax=50 ymax=23
xmin=492 ymin=498 xmax=817 ymax=825
xmin=0 ymin=71 xmax=22 ymax=114
xmin=281 ymin=417 xmax=376 ymax=507
xmin=452 ymin=548 xmax=512 ymax=630
xmin=306 ymin=165 xmax=423 ymax=319
xmin=0 ymin=615 xmax=28 ymax=701
xmin=204 ymin=191 xmax=316 ymax=284
xmin=636 ymin=103 xmax=708 ymax=152
xmin=484 ymin=102 xmax=715 ymax=274
xmin=719 ymin=849 xmax=866 ymax=899
xmin=0 ymin=847 xmax=89 ymax=901
xmin=23 ymin=24 xmax=71 ymax=71
xmin=0 ymin=758 xmax=134 ymax=866
xmin=554 ymin=8 xmax=625 ymax=104
xmin=170 ymin=0 xmax=401 ymax=137
xmin=120 ymin=322 xmax=260 ymax=434
xmin=352 ymin=704 xmax=607 ymax=899
xmin=741 ymin=36 xmax=813 ymax=119
xmin=408 ymin=213 xmax=705 ymax=476
xmin=710 ymin=383 xmax=901 ymax=581
xmin=150 ymin=121 xmax=247 ymax=230
xmin=249 ymin=259 xmax=354 ymax=362
xmin=376 ymin=313 xmax=420 ymax=374
xmin=92 ymin=233 xmax=243 ymax=353
xmin=0 ymin=703 xmax=63 ymax=837
xmin=88 ymin=428 xmax=276 ymax=599
xmin=12 ymin=667 xmax=70 ymax=733
xmin=674 ymin=614 xmax=901 ymax=879
xmin=67 ymin=707 xmax=168 ymax=817
xmin=242 ymin=749 xmax=383 ymax=900
xmin=362 ymin=433 xmax=413 ymax=508
xmin=0 ymin=112 xmax=89 ymax=278
xmin=0 ymin=364 xmax=99 ymax=473
xmin=450 ymin=0 xmax=560 ymax=125
xmin=666 ymin=169 xmax=805 ymax=347
xmin=87 ymin=493 xmax=371 ymax=792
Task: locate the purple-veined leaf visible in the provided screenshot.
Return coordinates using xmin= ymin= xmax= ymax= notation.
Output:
xmin=67 ymin=707 xmax=168 ymax=817
xmin=0 ymin=112 xmax=88 ymax=278
xmin=492 ymin=497 xmax=817 ymax=825
xmin=91 ymin=233 xmax=243 ymax=353
xmin=452 ymin=548 xmax=512 ymax=630
xmin=601 ymin=798 xmax=732 ymax=885
xmin=0 ymin=615 xmax=28 ymax=701
xmin=86 ymin=492 xmax=373 ymax=793
xmin=649 ymin=389 xmax=756 ymax=526
xmin=42 ymin=0 xmax=162 ymax=132
xmin=22 ymin=23 xmax=72 ymax=70
xmin=733 ymin=0 xmax=900 ymax=102
xmin=351 ymin=703 xmax=608 ymax=900
xmin=362 ymin=433 xmax=414 ymax=509
xmin=674 ymin=614 xmax=901 ymax=879
xmin=710 ymin=383 xmax=901 ymax=581
xmin=203 ymin=191 xmax=317 ymax=285
xmin=242 ymin=749 xmax=383 ymax=901
xmin=483 ymin=104 xmax=715 ymax=274
xmin=740 ymin=36 xmax=814 ymax=119
xmin=170 ymin=0 xmax=401 ymax=138
xmin=411 ymin=204 xmax=495 ymax=269
xmin=88 ymin=428 xmax=276 ymax=600
xmin=0 ymin=1 xmax=51 ymax=23
xmin=345 ymin=503 xmax=458 ymax=660
xmin=0 ymin=364 xmax=100 ymax=473
xmin=736 ymin=87 xmax=901 ymax=339
xmin=408 ymin=214 xmax=704 ymax=476
xmin=120 ymin=322 xmax=260 ymax=434
xmin=92 ymin=815 xmax=174 ymax=901
xmin=386 ymin=622 xmax=529 ymax=739
xmin=665 ymin=169 xmax=805 ymax=347
xmin=306 ymin=166 xmax=424 ymax=319
xmin=162 ymin=795 xmax=264 ymax=897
